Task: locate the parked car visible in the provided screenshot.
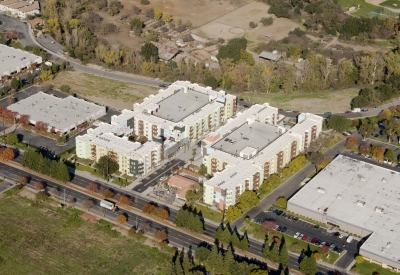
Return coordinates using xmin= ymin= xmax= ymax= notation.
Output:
xmin=298 ymin=233 xmax=304 ymax=240
xmin=280 ymin=227 xmax=287 ymax=233
xmin=324 ymin=112 xmax=332 ymax=116
xmin=294 ymin=232 xmax=300 ymax=238
xmin=269 ymin=207 xmax=274 ymax=212
xmin=159 ymin=83 xmax=167 ymax=88
xmin=311 ymin=238 xmax=317 ymax=244
xmin=255 ymin=219 xmax=262 ymax=224
xmin=315 ymin=240 xmax=322 ymax=246
xmin=336 ymin=247 xmax=344 ymax=255
xmin=301 ymin=235 xmax=308 ymax=241
xmin=293 ymin=217 xmax=299 ymax=221
xmin=277 ymin=226 xmax=283 ymax=232
xmin=329 ymin=244 xmax=336 ymax=251
xmin=319 ymin=241 xmax=326 ymax=247
xmin=277 ymin=210 xmax=283 ymax=216
xmin=313 ymin=225 xmax=319 ymax=230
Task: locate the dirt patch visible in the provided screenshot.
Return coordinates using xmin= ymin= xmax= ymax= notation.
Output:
xmin=195 ymin=2 xmax=300 ymax=42
xmin=50 ymin=71 xmax=157 ymax=110
xmin=19 ymin=188 xmax=37 ymax=200
xmin=82 ymin=213 xmax=99 ymax=223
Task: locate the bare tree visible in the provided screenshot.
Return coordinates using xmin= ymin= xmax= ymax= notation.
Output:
xmin=82 ymin=199 xmax=94 ymax=211
xmin=139 ymin=221 xmax=152 ymax=234
xmin=49 ymin=187 xmax=59 ymax=198
xmin=86 ymin=183 xmax=98 ymax=194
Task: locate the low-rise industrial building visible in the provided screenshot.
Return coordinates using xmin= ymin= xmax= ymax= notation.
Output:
xmin=201 ymin=105 xmax=323 ymax=210
xmin=0 ymin=44 xmax=42 ymax=78
xmin=7 ymin=91 xmax=106 ymax=134
xmin=288 ymin=155 xmax=400 ymax=272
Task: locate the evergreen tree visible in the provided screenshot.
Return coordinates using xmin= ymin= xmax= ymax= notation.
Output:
xmin=207 ymin=245 xmax=220 ymax=269
xmin=230 ymin=231 xmax=241 ymax=248
xmin=165 ymin=259 xmax=176 ymax=275
xmin=215 ymin=224 xmax=224 ymax=241
xmin=239 ymin=233 xmax=249 ymax=251
xmin=182 ymin=253 xmax=193 ymax=274
xmin=268 ymin=244 xmax=280 ymax=263
xmin=299 ymin=256 xmax=318 ymax=275
xmin=221 ymin=225 xmax=232 ymax=244
xmin=262 ymin=237 xmax=270 ymax=259
xmin=58 ymin=162 xmax=71 ymax=182
xmin=279 ymin=237 xmax=289 ymax=268
xmin=174 ymin=256 xmax=184 ymax=275
xmin=174 ymin=208 xmax=189 ymax=227
xmin=223 ymin=245 xmax=235 ymax=275
xmin=41 ymin=158 xmax=52 ymax=176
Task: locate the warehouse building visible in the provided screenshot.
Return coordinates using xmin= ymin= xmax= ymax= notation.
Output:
xmin=202 ymin=106 xmax=323 ymax=210
xmin=0 ymin=44 xmax=42 ymax=78
xmin=288 ymin=155 xmax=400 ymax=271
xmin=7 ymin=91 xmax=105 ymax=135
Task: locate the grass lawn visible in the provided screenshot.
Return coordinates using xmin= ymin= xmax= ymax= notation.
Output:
xmin=51 ymin=71 xmax=157 ymax=110
xmin=0 ymin=194 xmax=172 ymax=275
xmin=242 ymin=222 xmax=339 ymax=264
xmin=74 ymin=162 xmax=103 ymax=178
xmin=232 ymin=88 xmax=359 ymax=114
xmin=10 ymin=42 xmax=24 ymax=49
xmin=379 ymin=0 xmax=400 ymax=8
xmin=337 ymin=0 xmax=383 ymax=16
xmin=352 ymin=261 xmax=398 ymax=275
xmin=194 ymin=203 xmax=224 ymax=223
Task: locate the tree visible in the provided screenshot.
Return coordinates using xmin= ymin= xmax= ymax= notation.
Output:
xmin=299 ymin=255 xmax=318 ymax=275
xmin=313 ymin=251 xmax=321 ymax=260
xmin=11 ymin=77 xmax=20 ymax=91
xmin=223 ymin=245 xmax=235 ymax=274
xmin=268 ymin=244 xmax=280 ymax=262
xmin=5 ymin=133 xmax=19 ymax=145
xmin=279 ymin=237 xmax=289 ymax=268
xmin=49 ymin=187 xmax=59 ymax=198
xmin=239 ymin=233 xmax=249 ymax=251
xmin=19 ymin=114 xmax=30 ymax=128
xmin=379 ymin=109 xmax=393 ymax=121
xmin=116 ymin=214 xmax=127 ymax=224
xmin=383 ymin=118 xmax=400 ymax=143
xmin=355 ymin=254 xmax=364 ymax=264
xmin=261 ymin=220 xmax=277 ymax=235
xmin=238 ymin=191 xmax=259 ymax=211
xmin=86 ymin=183 xmax=98 ymax=194
xmin=103 ymin=189 xmax=114 ymax=198
xmin=35 ymin=121 xmax=49 ymax=134
xmin=36 ymin=191 xmax=48 ymax=201
xmin=139 ymin=221 xmax=151 ymax=233
xmin=154 ymin=9 xmax=162 ymax=20
xmin=156 ymin=208 xmax=169 ymax=220
xmin=260 ymin=17 xmax=273 ymax=26
xmin=385 ymin=149 xmax=395 ymax=162
xmin=359 ymin=122 xmax=374 ymax=140
xmin=19 ymin=176 xmax=28 ymax=185
xmin=27 ymin=72 xmax=34 ymax=84
xmin=216 ymin=37 xmax=247 ymax=63
xmin=130 ymin=18 xmax=143 ymax=29
xmin=1 ymin=148 xmax=15 ymax=161
xmin=326 ymin=115 xmax=352 ymax=132
xmin=275 ymin=197 xmax=287 ymax=209
xmin=59 ymin=84 xmax=71 ymax=93
xmin=142 ymin=203 xmax=156 ymax=214
xmin=153 ymin=228 xmax=168 ymax=241
xmin=141 ymin=42 xmax=158 ymax=62
xmin=34 ymin=182 xmax=44 ymax=190
xmin=225 ymin=205 xmax=242 ymax=222
xmin=320 ymin=245 xmax=329 ymax=255
xmin=95 ymin=155 xmax=119 ymax=180
xmin=82 ymin=199 xmax=94 ymax=211
xmin=346 ymin=137 xmax=358 ymax=150
xmin=39 ymin=70 xmax=54 ymax=82
xmin=162 ymin=13 xmax=172 ymax=23
xmin=359 ymin=143 xmax=371 ymax=155
xmin=119 ymin=195 xmax=132 ymax=207
xmin=306 ymin=151 xmax=325 ymax=173
xmin=250 ymin=269 xmax=269 ymax=275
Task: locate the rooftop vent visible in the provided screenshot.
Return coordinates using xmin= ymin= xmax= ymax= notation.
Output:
xmin=336 ymin=194 xmax=342 ymax=200
xmin=317 ymin=187 xmax=325 ymax=194
xmin=357 ymin=200 xmax=366 ymax=207
xmin=382 ymin=178 xmax=388 ymax=183
xmin=375 ymin=206 xmax=384 ymax=213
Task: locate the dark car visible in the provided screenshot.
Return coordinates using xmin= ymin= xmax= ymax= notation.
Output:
xmin=239 ymin=98 xmax=244 ymax=101
xmin=159 ymin=84 xmax=167 ymax=88
xmin=280 ymin=226 xmax=287 ymax=233
xmin=315 ymin=240 xmax=322 ymax=246
xmin=313 ymin=225 xmax=319 ymax=230
xmin=293 ymin=217 xmax=299 ymax=221
xmin=277 ymin=226 xmax=283 ymax=232
xmin=255 ymin=219 xmax=262 ymax=224
xmin=224 ymin=138 xmax=229 ymax=141
xmin=311 ymin=238 xmax=317 ymax=244
xmin=277 ymin=210 xmax=283 ymax=216
xmin=333 ymin=232 xmax=340 ymax=238
xmin=269 ymin=207 xmax=274 ymax=212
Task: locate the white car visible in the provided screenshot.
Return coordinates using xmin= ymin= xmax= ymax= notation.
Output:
xmin=338 ymin=234 xmax=344 ymax=238
xmin=294 ymin=232 xmax=300 ymax=238
xmin=298 ymin=233 xmax=304 ymax=240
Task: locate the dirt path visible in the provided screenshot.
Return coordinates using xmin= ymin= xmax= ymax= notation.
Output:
xmin=306 ymin=35 xmax=387 ymax=52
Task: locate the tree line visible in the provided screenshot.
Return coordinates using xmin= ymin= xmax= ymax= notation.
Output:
xmin=214 ymin=223 xmax=249 ymax=251
xmin=174 ymin=205 xmax=204 ymax=234
xmin=21 ymin=149 xmax=70 ymax=182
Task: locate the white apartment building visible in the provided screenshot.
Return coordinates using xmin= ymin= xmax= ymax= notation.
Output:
xmin=0 ymin=0 xmax=40 ymax=18
xmin=202 ymin=105 xmax=323 ymax=210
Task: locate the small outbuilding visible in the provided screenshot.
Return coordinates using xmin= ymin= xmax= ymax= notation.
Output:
xmin=167 ymin=175 xmax=197 ymax=200
xmin=259 ymin=50 xmax=282 ymax=62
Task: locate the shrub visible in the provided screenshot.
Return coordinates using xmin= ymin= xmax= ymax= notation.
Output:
xmin=260 ymin=17 xmax=273 ymax=26
xmin=140 ymin=0 xmax=150 ymax=5
xmin=249 ymin=21 xmax=257 ymax=28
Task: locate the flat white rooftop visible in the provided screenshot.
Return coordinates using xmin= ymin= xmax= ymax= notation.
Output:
xmin=0 ymin=44 xmax=42 ymax=77
xmin=289 ymin=155 xmax=400 ymax=268
xmin=7 ymin=92 xmax=106 ymax=133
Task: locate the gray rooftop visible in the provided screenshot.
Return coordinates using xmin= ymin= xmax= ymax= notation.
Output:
xmin=289 ymin=155 xmax=400 ymax=269
xmin=153 ymin=89 xmax=210 ymax=122
xmin=0 ymin=44 xmax=42 ymax=77
xmin=212 ymin=121 xmax=280 ymax=157
xmin=7 ymin=92 xmax=105 ymax=133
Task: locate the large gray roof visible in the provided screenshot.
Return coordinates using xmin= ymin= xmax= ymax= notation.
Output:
xmin=0 ymin=44 xmax=42 ymax=77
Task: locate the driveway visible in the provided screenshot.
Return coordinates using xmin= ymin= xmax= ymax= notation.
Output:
xmin=0 ymin=14 xmax=33 ymax=46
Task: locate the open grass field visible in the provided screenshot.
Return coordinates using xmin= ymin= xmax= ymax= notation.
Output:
xmin=338 ymin=0 xmax=383 ymax=16
xmin=233 ymin=88 xmax=359 ymax=113
xmin=0 ymin=194 xmax=171 ymax=275
xmin=51 ymin=71 xmax=157 ymax=110
xmin=380 ymin=0 xmax=400 ymax=8
xmin=194 ymin=203 xmax=223 ymax=223
xmin=352 ymin=261 xmax=397 ymax=275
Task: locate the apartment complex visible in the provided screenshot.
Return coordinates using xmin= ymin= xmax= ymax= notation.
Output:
xmin=0 ymin=0 xmax=40 ymax=18
xmin=76 ymin=81 xmax=235 ymax=176
xmin=288 ymin=155 xmax=400 ymax=271
xmin=201 ymin=105 xmax=323 ymax=210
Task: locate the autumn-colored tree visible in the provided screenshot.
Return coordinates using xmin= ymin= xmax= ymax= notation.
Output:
xmin=313 ymin=251 xmax=321 ymax=260
xmin=154 ymin=9 xmax=162 ymax=20
xmin=35 ymin=121 xmax=49 ymax=134
xmin=153 ymin=228 xmax=168 ymax=241
xmin=82 ymin=199 xmax=94 ymax=211
xmin=275 ymin=197 xmax=287 ymax=209
xmin=19 ymin=176 xmax=28 ymax=185
xmin=142 ymin=203 xmax=156 ymax=214
xmin=119 ymin=195 xmax=132 ymax=207
xmin=139 ymin=221 xmax=152 ymax=233
xmin=34 ymin=182 xmax=44 ymax=190
xmin=372 ymin=146 xmax=385 ymax=160
xmin=36 ymin=191 xmax=48 ymax=201
xmin=359 ymin=143 xmax=371 ymax=155
xmin=379 ymin=109 xmax=392 ymax=121
xmin=346 ymin=137 xmax=358 ymax=150
xmin=49 ymin=187 xmax=59 ymax=198
xmin=102 ymin=189 xmax=114 ymax=198
xmin=116 ymin=214 xmax=127 ymax=224
xmin=156 ymin=208 xmax=169 ymax=220
xmin=86 ymin=183 xmax=98 ymax=194
xmin=261 ymin=220 xmax=277 ymax=235
xmin=1 ymin=148 xmax=15 ymax=161
xmin=320 ymin=245 xmax=329 ymax=255
xmin=19 ymin=114 xmax=30 ymax=127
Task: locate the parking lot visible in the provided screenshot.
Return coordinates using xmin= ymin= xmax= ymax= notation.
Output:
xmin=254 ymin=210 xmax=359 ymax=269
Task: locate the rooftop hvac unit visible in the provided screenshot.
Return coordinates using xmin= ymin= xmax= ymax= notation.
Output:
xmin=375 ymin=206 xmax=384 ymax=213
xmin=317 ymin=187 xmax=325 ymax=194
xmin=357 ymin=200 xmax=366 ymax=207
xmin=336 ymin=194 xmax=342 ymax=200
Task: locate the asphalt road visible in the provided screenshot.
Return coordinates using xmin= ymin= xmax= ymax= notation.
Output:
xmin=133 ymin=159 xmax=185 ymax=193
xmin=0 ymin=14 xmax=32 ymax=46
xmin=254 ymin=211 xmax=358 ymax=269
xmin=0 ymin=179 xmax=14 ymax=193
